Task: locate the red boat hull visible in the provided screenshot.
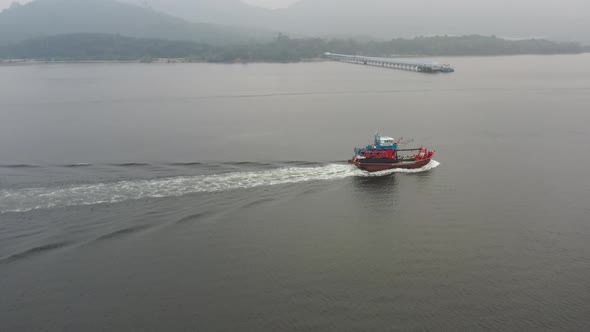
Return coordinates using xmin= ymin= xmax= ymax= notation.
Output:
xmin=350 ymin=157 xmax=433 ymax=172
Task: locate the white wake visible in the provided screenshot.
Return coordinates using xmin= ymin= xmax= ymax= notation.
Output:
xmin=0 ymin=161 xmax=439 ymax=213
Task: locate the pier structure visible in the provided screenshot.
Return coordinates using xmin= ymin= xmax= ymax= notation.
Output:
xmin=324 ymin=52 xmax=454 ymax=73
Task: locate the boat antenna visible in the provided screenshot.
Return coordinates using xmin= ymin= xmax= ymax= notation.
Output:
xmin=375 ymin=129 xmax=384 ymax=138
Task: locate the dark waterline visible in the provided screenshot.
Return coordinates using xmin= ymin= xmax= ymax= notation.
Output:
xmin=1 ymin=56 xmax=590 ymax=331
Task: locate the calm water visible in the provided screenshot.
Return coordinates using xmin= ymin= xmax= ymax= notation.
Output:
xmin=1 ymin=56 xmax=590 ymax=331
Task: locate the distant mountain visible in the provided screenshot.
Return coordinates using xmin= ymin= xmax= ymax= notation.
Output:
xmin=0 ymin=0 xmax=273 ymax=45
xmin=132 ymin=0 xmax=590 ymax=43
xmin=0 ymin=33 xmax=217 ymax=60
xmin=123 ymin=0 xmax=271 ymax=27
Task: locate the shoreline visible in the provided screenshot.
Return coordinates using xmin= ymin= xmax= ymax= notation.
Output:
xmin=0 ymin=58 xmax=327 ymax=65
xmin=1 ymin=53 xmax=588 ymax=66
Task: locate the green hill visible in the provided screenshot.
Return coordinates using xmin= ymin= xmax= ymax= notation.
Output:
xmin=0 ymin=0 xmax=273 ymax=45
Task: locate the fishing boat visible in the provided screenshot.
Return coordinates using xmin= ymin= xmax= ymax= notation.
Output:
xmin=349 ymin=134 xmax=435 ymax=172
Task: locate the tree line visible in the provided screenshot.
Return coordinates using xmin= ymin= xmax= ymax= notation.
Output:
xmin=0 ymin=33 xmax=585 ymax=62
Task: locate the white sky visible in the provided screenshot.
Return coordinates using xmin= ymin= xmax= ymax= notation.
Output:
xmin=241 ymin=0 xmax=299 ymax=9
xmin=0 ymin=0 xmax=300 ymax=11
xmin=0 ymin=0 xmax=30 ymax=11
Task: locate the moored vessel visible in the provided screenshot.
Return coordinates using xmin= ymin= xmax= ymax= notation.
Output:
xmin=349 ymin=134 xmax=435 ymax=172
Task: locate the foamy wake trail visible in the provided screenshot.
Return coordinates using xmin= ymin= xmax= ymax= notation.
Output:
xmin=0 ymin=161 xmax=439 ymax=213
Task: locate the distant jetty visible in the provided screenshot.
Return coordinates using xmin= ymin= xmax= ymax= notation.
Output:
xmin=325 ymin=53 xmax=454 ymax=73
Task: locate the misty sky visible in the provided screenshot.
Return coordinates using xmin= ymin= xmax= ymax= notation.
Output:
xmin=0 ymin=0 xmax=299 ymax=11
xmin=242 ymin=0 xmax=299 ymax=9
xmin=2 ymin=0 xmax=588 ymax=14
xmin=0 ymin=0 xmax=30 ymax=10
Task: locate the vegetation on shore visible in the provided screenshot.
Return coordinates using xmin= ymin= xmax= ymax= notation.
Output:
xmin=0 ymin=33 xmax=585 ymax=63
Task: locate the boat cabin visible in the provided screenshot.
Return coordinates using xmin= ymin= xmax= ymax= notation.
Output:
xmin=372 ymin=135 xmax=398 ymax=150
xmin=377 ymin=136 xmax=396 ymax=146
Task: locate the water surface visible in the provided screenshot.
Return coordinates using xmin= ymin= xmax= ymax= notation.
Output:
xmin=1 ymin=56 xmax=590 ymax=331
